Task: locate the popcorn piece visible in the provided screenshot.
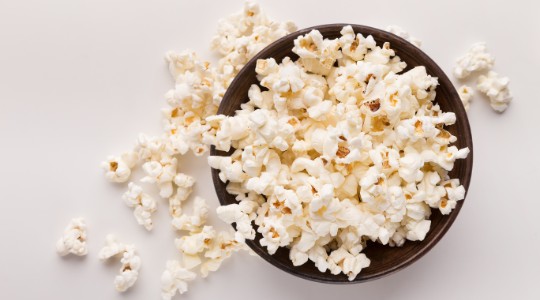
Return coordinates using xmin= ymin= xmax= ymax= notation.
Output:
xmin=175 ymin=226 xmax=216 ymax=255
xmin=98 ymin=234 xmax=126 ymax=260
xmin=453 ymin=43 xmax=494 ymax=79
xmin=211 ymin=1 xmax=297 ymax=74
xmin=172 ymin=196 xmax=209 ymax=232
xmin=161 ymin=260 xmax=196 ymax=300
xmin=115 ymin=245 xmax=141 ymax=292
xmin=141 ymin=155 xmax=177 ymax=198
xmin=293 ymin=30 xmax=342 ymax=75
xmin=477 ymin=71 xmax=512 ymax=112
xmin=385 ymin=25 xmax=422 ymax=48
xmin=98 ymin=235 xmax=140 ymax=292
xmin=216 ymin=204 xmax=255 ymax=242
xmin=122 ymin=182 xmax=157 ymax=231
xmin=458 ymin=85 xmax=473 ymax=111
xmin=101 ymin=151 xmax=138 ymax=183
xmin=56 ymin=218 xmax=88 ymax=256
xmin=169 ymin=173 xmax=196 ymax=218
xmin=201 ymin=230 xmax=247 ymax=278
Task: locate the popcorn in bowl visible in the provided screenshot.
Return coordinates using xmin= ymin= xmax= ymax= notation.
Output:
xmin=208 ymin=25 xmax=470 ymax=281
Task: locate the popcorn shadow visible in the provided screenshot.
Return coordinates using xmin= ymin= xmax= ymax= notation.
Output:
xmin=57 ymin=254 xmax=87 ymax=263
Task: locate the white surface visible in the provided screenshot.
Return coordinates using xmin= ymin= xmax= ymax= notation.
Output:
xmin=1 ymin=0 xmax=539 ymax=299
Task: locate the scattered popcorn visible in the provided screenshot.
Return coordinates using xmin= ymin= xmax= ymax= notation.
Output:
xmin=385 ymin=25 xmax=422 ymax=48
xmin=101 ymin=151 xmax=138 ymax=183
xmin=56 ymin=218 xmax=88 ymax=257
xmin=115 ymin=245 xmax=141 ymax=292
xmin=123 ymin=182 xmax=157 ymax=231
xmin=211 ymin=1 xmax=297 ymax=74
xmin=98 ymin=234 xmax=126 ymax=260
xmin=141 ymin=154 xmax=178 ymax=198
xmin=477 ymin=71 xmax=512 ymax=112
xmin=169 ymin=173 xmax=196 ymax=219
xmin=458 ymin=85 xmax=473 ymax=111
xmin=172 ymin=196 xmax=209 ymax=232
xmin=453 ymin=42 xmax=494 ymax=79
xmin=207 ymin=26 xmax=469 ymax=281
xmin=201 ymin=230 xmax=248 ymax=278
xmin=161 ymin=260 xmax=196 ymax=300
xmin=98 ymin=235 xmax=140 ymax=292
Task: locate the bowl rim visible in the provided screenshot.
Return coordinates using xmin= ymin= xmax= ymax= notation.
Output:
xmin=210 ymin=23 xmax=473 ymax=284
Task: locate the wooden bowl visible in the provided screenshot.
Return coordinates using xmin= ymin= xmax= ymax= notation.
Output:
xmin=210 ymin=24 xmax=473 ymax=283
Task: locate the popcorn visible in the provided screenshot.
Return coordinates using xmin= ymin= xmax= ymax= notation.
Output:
xmin=477 ymin=71 xmax=512 ymax=112
xmin=207 ymin=27 xmax=469 ymax=281
xmin=98 ymin=234 xmax=126 ymax=260
xmin=101 ymin=151 xmax=138 ymax=183
xmin=169 ymin=173 xmax=196 ymax=218
xmin=122 ymin=182 xmax=157 ymax=231
xmin=216 ymin=204 xmax=255 ymax=242
xmin=453 ymin=43 xmax=494 ymax=79
xmin=141 ymin=154 xmax=177 ymax=198
xmin=201 ymin=230 xmax=247 ymax=278
xmin=56 ymin=218 xmax=88 ymax=256
xmin=172 ymin=196 xmax=209 ymax=232
xmin=115 ymin=245 xmax=141 ymax=292
xmin=98 ymin=235 xmax=140 ymax=292
xmin=458 ymin=85 xmax=473 ymax=111
xmin=211 ymin=1 xmax=297 ymax=74
xmin=161 ymin=260 xmax=196 ymax=299
xmin=175 ymin=226 xmax=216 ymax=255
xmin=385 ymin=25 xmax=422 ymax=48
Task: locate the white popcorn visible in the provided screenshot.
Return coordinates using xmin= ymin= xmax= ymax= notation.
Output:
xmin=453 ymin=43 xmax=494 ymax=79
xmin=477 ymin=71 xmax=512 ymax=112
xmin=201 ymin=230 xmax=248 ymax=278
xmin=115 ymin=245 xmax=141 ymax=292
xmin=98 ymin=234 xmax=126 ymax=260
xmin=293 ymin=29 xmax=342 ymax=75
xmin=458 ymin=85 xmax=473 ymax=111
xmin=122 ymin=182 xmax=157 ymax=231
xmin=56 ymin=218 xmax=88 ymax=257
xmin=175 ymin=226 xmax=216 ymax=255
xmin=141 ymin=155 xmax=177 ymax=198
xmin=172 ymin=196 xmax=209 ymax=232
xmin=98 ymin=235 xmax=140 ymax=292
xmin=169 ymin=173 xmax=196 ymax=218
xmin=216 ymin=204 xmax=255 ymax=242
xmin=211 ymin=1 xmax=297 ymax=74
xmin=385 ymin=25 xmax=422 ymax=48
xmin=206 ymin=27 xmax=470 ymax=280
xmin=339 ymin=25 xmax=376 ymax=61
xmin=161 ymin=260 xmax=196 ymax=299
xmin=405 ymin=219 xmax=431 ymax=241
xmin=101 ymin=151 xmax=138 ymax=183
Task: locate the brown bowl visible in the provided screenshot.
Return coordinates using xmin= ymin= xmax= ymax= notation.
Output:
xmin=210 ymin=24 xmax=473 ymax=283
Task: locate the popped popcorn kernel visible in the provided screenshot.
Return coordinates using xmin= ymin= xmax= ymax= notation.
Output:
xmin=56 ymin=218 xmax=88 ymax=257
xmin=453 ymin=42 xmax=494 ymax=79
xmin=98 ymin=235 xmax=140 ymax=292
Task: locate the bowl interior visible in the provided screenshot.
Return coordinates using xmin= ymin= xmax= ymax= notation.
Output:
xmin=211 ymin=24 xmax=473 ymax=283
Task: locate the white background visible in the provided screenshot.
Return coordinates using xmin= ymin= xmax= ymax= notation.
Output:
xmin=1 ymin=0 xmax=539 ymax=299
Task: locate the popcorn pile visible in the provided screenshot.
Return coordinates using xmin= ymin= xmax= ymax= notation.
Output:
xmin=453 ymin=43 xmax=512 ymax=112
xmin=58 ymin=2 xmax=297 ymax=297
xmin=207 ymin=26 xmax=469 ymax=281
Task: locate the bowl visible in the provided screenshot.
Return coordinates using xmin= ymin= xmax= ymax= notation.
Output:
xmin=210 ymin=24 xmax=473 ymax=283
